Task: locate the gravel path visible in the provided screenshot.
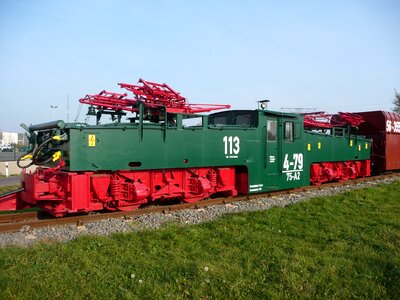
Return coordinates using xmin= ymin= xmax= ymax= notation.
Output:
xmin=1 ymin=177 xmax=398 ymax=248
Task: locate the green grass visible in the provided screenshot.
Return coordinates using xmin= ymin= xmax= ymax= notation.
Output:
xmin=1 ymin=181 xmax=399 ymax=299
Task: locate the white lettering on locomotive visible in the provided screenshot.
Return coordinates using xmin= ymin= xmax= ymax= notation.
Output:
xmin=249 ymin=184 xmax=264 ymax=192
xmin=223 ymin=136 xmax=240 ymax=158
xmin=282 ymin=153 xmax=304 ymax=181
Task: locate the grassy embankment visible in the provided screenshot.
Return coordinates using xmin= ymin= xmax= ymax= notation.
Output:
xmin=0 ymin=181 xmax=399 ymax=299
xmin=0 ymin=185 xmax=19 ymax=194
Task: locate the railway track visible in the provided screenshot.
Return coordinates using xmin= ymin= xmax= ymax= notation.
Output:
xmin=0 ymin=173 xmax=398 ymax=234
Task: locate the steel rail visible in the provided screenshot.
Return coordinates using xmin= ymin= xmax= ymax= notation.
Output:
xmin=0 ymin=211 xmax=38 ymax=224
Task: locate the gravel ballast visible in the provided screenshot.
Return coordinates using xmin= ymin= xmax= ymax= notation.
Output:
xmin=0 ymin=177 xmax=398 ymax=247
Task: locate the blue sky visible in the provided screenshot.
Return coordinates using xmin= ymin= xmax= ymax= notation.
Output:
xmin=0 ymin=0 xmax=399 ymax=132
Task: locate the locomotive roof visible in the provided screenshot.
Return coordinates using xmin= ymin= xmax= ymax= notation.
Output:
xmin=259 ymin=109 xmax=302 ymax=118
xmin=209 ymin=109 xmax=302 ymax=118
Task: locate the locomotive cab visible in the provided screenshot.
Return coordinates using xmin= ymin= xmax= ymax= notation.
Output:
xmin=210 ymin=109 xmax=308 ymax=192
xmin=261 ymin=111 xmax=307 ymax=190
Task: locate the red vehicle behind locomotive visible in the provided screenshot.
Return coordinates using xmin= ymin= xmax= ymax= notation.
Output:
xmin=356 ymin=111 xmax=400 ymax=173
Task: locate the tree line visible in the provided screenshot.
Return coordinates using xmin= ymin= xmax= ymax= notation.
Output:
xmin=394 ymin=90 xmax=400 ymax=113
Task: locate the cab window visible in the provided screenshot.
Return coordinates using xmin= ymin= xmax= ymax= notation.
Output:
xmin=209 ymin=111 xmax=258 ymax=127
xmin=284 ymin=121 xmax=294 ymax=142
xmin=267 ymin=120 xmax=277 ymax=141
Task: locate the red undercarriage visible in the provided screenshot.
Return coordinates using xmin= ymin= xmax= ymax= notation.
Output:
xmin=0 ymin=160 xmax=370 ymax=217
xmin=0 ymin=167 xmax=239 ymax=217
xmin=310 ymin=160 xmax=370 ymax=185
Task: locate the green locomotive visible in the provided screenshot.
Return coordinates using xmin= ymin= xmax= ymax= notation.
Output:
xmin=1 ymin=79 xmax=371 ymax=216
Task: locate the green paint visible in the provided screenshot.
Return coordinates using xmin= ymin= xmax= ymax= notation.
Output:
xmin=31 ymin=109 xmax=371 ymax=193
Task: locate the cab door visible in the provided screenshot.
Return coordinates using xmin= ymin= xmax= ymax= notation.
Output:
xmin=280 ymin=119 xmax=306 ymax=189
xmin=264 ymin=117 xmax=279 ymax=188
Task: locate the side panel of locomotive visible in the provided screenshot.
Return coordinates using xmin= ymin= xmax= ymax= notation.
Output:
xmin=66 ymin=122 xmax=257 ymax=172
xmin=304 ymin=128 xmax=371 ymax=184
xmin=304 ymin=128 xmax=371 ymax=162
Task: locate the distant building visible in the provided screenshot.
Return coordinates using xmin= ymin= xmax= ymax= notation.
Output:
xmin=0 ymin=131 xmax=28 ymax=146
xmin=18 ymin=133 xmax=29 ymax=145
